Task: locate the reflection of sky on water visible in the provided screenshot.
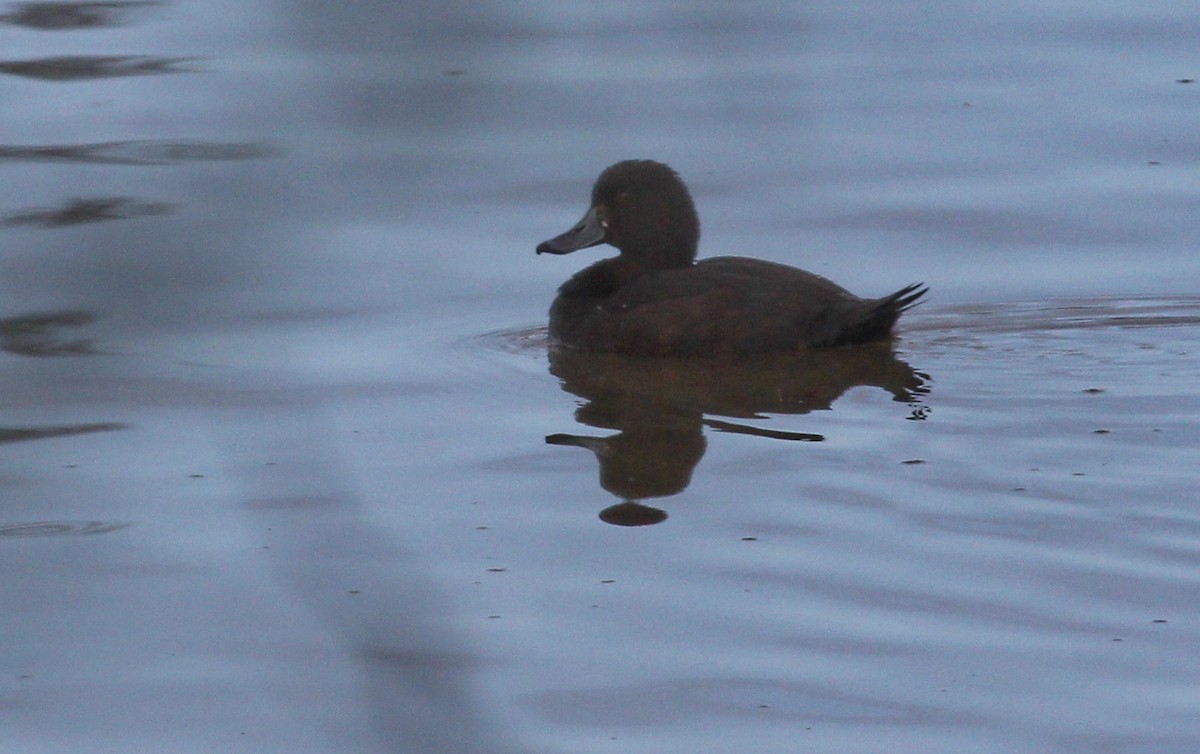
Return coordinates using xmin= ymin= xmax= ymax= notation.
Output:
xmin=3 ymin=3 xmax=1200 ymax=753
xmin=4 ymin=2 xmax=1197 ymax=331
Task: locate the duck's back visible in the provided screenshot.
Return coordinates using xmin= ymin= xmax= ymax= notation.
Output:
xmin=550 ymin=256 xmax=924 ymax=356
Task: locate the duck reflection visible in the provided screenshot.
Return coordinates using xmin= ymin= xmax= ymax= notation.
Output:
xmin=546 ymin=343 xmax=929 ymax=526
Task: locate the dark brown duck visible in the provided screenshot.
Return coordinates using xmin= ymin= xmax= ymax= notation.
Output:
xmin=537 ymin=160 xmax=926 ymax=356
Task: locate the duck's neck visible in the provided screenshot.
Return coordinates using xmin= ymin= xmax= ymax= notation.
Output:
xmin=618 ymin=227 xmax=698 ymax=272
xmin=625 ymin=241 xmax=696 ymax=271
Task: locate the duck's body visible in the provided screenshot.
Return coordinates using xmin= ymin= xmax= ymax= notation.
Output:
xmin=551 ymin=255 xmax=925 ymax=356
xmin=537 ymin=160 xmax=925 ymax=356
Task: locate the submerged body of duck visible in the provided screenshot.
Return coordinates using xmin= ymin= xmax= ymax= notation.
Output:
xmin=536 ymin=159 xmax=926 ymax=357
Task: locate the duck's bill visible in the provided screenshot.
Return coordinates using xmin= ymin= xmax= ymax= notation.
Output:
xmin=536 ymin=205 xmax=607 ymax=254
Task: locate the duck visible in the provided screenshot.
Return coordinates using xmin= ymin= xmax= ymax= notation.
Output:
xmin=536 ymin=160 xmax=926 ymax=356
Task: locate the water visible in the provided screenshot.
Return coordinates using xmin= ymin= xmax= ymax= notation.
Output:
xmin=2 ymin=3 xmax=1199 ymax=753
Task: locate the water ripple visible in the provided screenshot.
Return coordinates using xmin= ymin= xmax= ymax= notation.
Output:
xmin=0 ymin=139 xmax=277 ymax=166
xmin=0 ymin=55 xmax=199 ymax=81
xmin=0 ymin=1 xmax=161 ymax=30
xmin=0 ymin=520 xmax=129 ymax=537
xmin=2 ymin=196 xmax=172 ymax=228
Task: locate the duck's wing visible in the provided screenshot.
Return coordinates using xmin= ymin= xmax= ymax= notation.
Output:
xmin=588 ymin=259 xmax=849 ymax=353
xmin=686 ymin=259 xmax=927 ymax=346
xmin=561 ymin=257 xmax=925 ymax=355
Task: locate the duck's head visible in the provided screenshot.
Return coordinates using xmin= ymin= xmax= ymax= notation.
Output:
xmin=536 ymin=159 xmax=700 ymax=269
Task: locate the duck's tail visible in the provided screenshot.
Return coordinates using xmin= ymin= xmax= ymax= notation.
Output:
xmin=880 ymin=282 xmax=928 ymax=316
xmin=833 ymin=283 xmax=928 ymax=346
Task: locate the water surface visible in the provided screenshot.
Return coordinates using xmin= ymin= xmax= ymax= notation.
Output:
xmin=3 ymin=3 xmax=1199 ymax=753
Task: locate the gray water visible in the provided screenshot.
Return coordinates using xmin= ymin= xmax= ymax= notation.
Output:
xmin=3 ymin=3 xmax=1199 ymax=753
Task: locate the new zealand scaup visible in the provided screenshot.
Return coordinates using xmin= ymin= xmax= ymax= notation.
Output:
xmin=537 ymin=160 xmax=926 ymax=356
